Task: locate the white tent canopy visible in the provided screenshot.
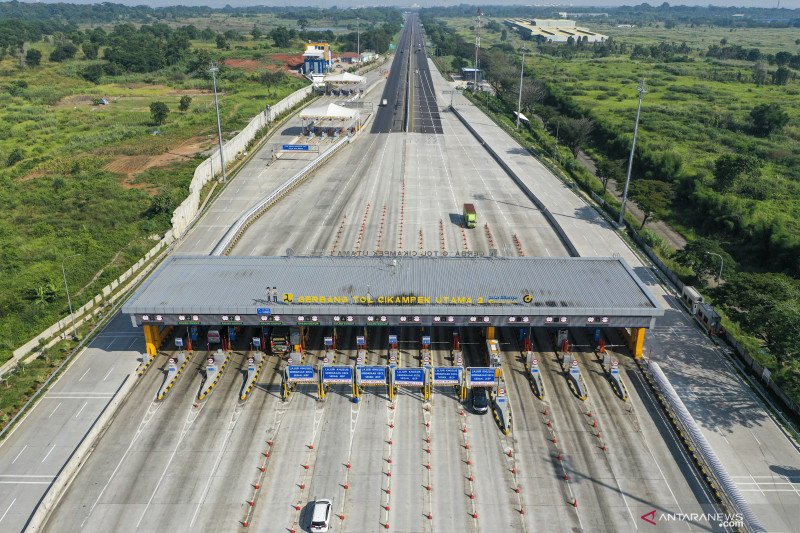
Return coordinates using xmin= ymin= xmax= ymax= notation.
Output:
xmin=300 ymin=103 xmax=359 ymax=120
xmin=323 ymin=72 xmax=366 ymax=85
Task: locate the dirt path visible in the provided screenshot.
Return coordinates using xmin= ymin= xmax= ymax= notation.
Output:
xmin=577 ymin=151 xmax=687 ymax=251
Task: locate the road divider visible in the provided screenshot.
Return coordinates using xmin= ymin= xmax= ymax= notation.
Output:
xmin=157 ymin=352 xmax=189 ymax=401
xmin=198 ymin=350 xmax=229 ymax=401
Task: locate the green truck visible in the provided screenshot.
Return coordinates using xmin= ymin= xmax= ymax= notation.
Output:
xmin=463 ymin=203 xmax=477 ymax=228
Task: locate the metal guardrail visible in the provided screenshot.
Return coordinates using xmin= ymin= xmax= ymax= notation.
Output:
xmin=648 ymin=361 xmax=766 ymax=533
xmin=210 ymin=135 xmax=352 ymax=256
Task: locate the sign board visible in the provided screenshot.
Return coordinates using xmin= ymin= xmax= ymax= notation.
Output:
xmin=469 ymin=367 xmax=496 ymax=386
xmin=394 ymin=367 xmax=425 ymax=387
xmin=389 ymin=335 xmax=398 ymax=345
xmin=174 ymin=338 xmax=184 ymax=348
xmin=286 ymin=365 xmax=315 ymax=383
xmin=282 ymin=144 xmax=310 ymax=151
xmin=324 ymin=336 xmax=334 ymax=347
xmin=594 ymin=328 xmax=601 ymax=344
xmin=322 ymin=365 xmax=353 ymax=384
xmin=358 ymin=366 xmax=387 ymax=385
xmin=257 ymin=307 xmax=272 ymax=315
xmin=570 ymin=361 xmax=580 ymax=376
xmin=432 ymin=367 xmax=461 ymax=385
xmin=356 ymin=336 xmax=366 ymax=346
xmin=422 ymin=336 xmax=431 ymax=345
xmin=252 ymin=337 xmax=261 ymax=348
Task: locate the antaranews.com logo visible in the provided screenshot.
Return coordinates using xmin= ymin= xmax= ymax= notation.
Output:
xmin=641 ymin=510 xmax=744 ymax=528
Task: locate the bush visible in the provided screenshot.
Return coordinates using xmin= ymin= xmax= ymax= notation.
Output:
xmin=25 ymin=48 xmax=41 ymax=67
xmin=49 ymin=42 xmax=77 ymax=62
xmin=149 ymin=101 xmax=169 ymax=125
xmin=7 ymin=148 xmax=24 ymax=167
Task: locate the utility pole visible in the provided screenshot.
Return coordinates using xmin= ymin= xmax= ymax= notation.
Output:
xmin=61 ymin=253 xmax=81 ymax=339
xmin=474 ymin=7 xmax=482 ymax=90
xmin=618 ymin=79 xmax=646 ymax=228
xmin=357 ymin=18 xmax=360 ymax=57
xmin=209 ymin=62 xmax=227 ymax=184
xmin=516 ymin=45 xmax=527 ymax=129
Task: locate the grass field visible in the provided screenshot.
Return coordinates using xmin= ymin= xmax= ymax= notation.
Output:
xmin=0 ymin=36 xmax=308 ymax=363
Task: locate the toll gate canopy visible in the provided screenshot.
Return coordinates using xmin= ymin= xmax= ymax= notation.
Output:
xmin=123 ymin=255 xmax=662 ymax=329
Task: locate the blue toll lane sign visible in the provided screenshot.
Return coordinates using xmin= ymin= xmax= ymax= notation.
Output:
xmin=358 ymin=366 xmax=387 ymax=385
xmin=257 ymin=308 xmax=271 ymax=315
xmin=394 ymin=367 xmax=425 ymax=386
xmin=282 ymin=144 xmax=310 ymax=151
xmin=432 ymin=367 xmax=461 ymax=384
xmin=321 ymin=365 xmax=353 ymax=384
xmin=469 ymin=367 xmax=496 ymax=385
xmin=286 ymin=365 xmax=315 ymax=383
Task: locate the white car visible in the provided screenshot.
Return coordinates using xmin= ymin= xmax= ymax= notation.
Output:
xmin=310 ymin=498 xmax=333 ymax=532
xmin=382 ymin=99 xmax=388 ymax=106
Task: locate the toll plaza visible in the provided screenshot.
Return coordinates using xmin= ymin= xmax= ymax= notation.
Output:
xmin=124 ymin=255 xmax=660 ymax=333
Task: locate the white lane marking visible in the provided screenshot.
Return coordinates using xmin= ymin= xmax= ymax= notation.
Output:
xmin=75 ymin=401 xmax=88 ymax=418
xmin=78 ymin=368 xmax=91 ymax=382
xmin=102 ymin=367 xmax=115 ymax=381
xmin=0 ymin=475 xmax=54 ymax=478
xmin=80 ymin=401 xmax=163 ymax=527
xmin=41 ymin=445 xmax=55 ymax=463
xmin=48 ymin=402 xmax=62 ymax=419
xmin=715 ymin=427 xmax=730 ymax=445
xmin=750 ymin=429 xmax=762 ymax=447
xmin=45 ymin=396 xmax=112 ymax=399
xmin=11 ymin=445 xmax=27 ymax=464
xmin=0 ymin=499 xmax=15 ymax=522
xmin=189 ymin=402 xmax=245 ymax=527
xmin=0 ymin=481 xmax=50 ymax=485
xmin=136 ymin=400 xmax=206 ymax=528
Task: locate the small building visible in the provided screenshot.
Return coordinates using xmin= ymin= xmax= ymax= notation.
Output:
xmin=461 ymin=68 xmax=482 ymax=83
xmin=303 ymin=42 xmax=332 ymax=75
xmin=360 ymin=51 xmax=377 ymax=63
xmin=339 ymin=52 xmax=361 ymax=64
xmin=504 ymin=18 xmax=607 ymax=44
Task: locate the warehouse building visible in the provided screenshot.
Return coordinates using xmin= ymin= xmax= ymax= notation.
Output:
xmin=504 ymin=18 xmax=607 ymax=44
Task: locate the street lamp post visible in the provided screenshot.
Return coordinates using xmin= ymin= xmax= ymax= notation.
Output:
xmin=516 ymin=45 xmax=527 ymax=129
xmin=209 ymin=63 xmax=227 ymax=184
xmin=61 ymin=253 xmax=81 ymax=339
xmin=705 ymin=252 xmax=724 ymax=282
xmin=618 ymin=79 xmax=647 ymax=228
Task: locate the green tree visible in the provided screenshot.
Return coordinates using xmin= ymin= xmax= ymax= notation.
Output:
xmin=215 ymin=34 xmax=228 ymax=50
xmin=713 ymin=153 xmax=761 ymax=191
xmin=251 ymin=25 xmax=263 ymax=40
xmin=7 ymin=147 xmax=24 ymax=167
xmin=629 ymin=179 xmax=673 ymax=229
xmin=752 ymin=62 xmax=767 ymax=86
xmin=150 ymin=101 xmax=169 ymax=125
xmin=501 ymin=28 xmax=508 ymax=41
xmin=675 ymin=237 xmax=734 ymax=283
xmin=81 ymin=63 xmax=103 ymax=84
xmin=298 ymin=18 xmax=309 ymax=31
xmin=452 ymin=55 xmax=467 ymax=71
xmin=749 ymin=103 xmax=789 ymax=137
xmin=49 ymin=42 xmax=77 ymax=62
xmin=82 ymin=42 xmax=99 ymax=60
xmin=270 ymin=26 xmax=291 ymax=48
xmin=558 ymin=117 xmax=595 ymax=156
xmin=25 ymin=48 xmax=41 ymax=66
xmin=596 ymin=158 xmax=624 ymax=194
xmin=772 ymin=66 xmax=791 ymax=86
xmin=178 ymin=95 xmax=192 ymax=112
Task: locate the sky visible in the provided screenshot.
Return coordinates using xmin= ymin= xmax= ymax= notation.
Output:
xmin=9 ymin=0 xmax=800 ymax=8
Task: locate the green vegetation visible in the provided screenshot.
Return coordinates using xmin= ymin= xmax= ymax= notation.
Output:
xmin=423 ymin=7 xmax=800 ymax=402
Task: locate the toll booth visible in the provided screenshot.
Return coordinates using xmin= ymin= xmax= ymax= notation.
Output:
xmin=421 ymin=334 xmax=431 ymax=366
xmin=388 ymin=334 xmax=400 ymax=367
xmin=356 ymin=333 xmax=368 ymax=364
xmin=323 ymin=335 xmax=336 ymax=364
xmin=452 ymin=332 xmax=463 ymax=366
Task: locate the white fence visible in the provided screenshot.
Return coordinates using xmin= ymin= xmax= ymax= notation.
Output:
xmin=171 ymin=85 xmax=313 ymax=239
xmin=1 ymin=84 xmax=314 ymax=377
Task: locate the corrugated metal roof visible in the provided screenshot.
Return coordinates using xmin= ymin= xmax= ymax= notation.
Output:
xmin=123 ymin=255 xmax=661 ymax=317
